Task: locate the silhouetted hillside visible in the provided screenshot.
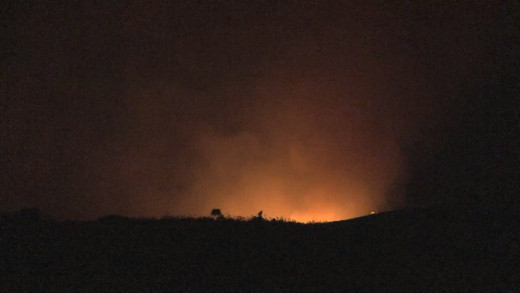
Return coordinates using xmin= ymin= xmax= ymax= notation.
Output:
xmin=1 ymin=207 xmax=518 ymax=291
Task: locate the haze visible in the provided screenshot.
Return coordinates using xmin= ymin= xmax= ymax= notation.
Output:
xmin=3 ymin=2 xmax=518 ymax=221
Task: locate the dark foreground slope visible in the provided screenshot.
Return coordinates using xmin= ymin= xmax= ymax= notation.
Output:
xmin=1 ymin=206 xmax=518 ymax=292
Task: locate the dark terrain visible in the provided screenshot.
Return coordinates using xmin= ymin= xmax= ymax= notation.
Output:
xmin=1 ymin=206 xmax=518 ymax=292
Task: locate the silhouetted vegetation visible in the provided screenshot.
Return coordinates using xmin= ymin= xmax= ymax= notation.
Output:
xmin=0 ymin=206 xmax=518 ymax=291
xmin=210 ymin=208 xmax=223 ymax=219
xmin=13 ymin=208 xmax=42 ymax=222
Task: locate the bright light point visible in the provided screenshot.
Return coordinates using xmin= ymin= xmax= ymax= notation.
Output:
xmin=370 ymin=211 xmax=376 ymax=215
xmin=289 ymin=208 xmax=344 ymax=223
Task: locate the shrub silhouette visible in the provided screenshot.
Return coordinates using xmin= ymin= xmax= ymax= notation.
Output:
xmin=211 ymin=208 xmax=223 ymax=219
xmin=13 ymin=208 xmax=42 ymax=223
xmin=98 ymin=214 xmax=128 ymax=223
xmin=0 ymin=210 xmax=11 ymax=222
xmin=251 ymin=210 xmax=264 ymax=223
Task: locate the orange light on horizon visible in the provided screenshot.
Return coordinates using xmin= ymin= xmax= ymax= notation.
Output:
xmin=289 ymin=212 xmax=333 ymax=223
xmin=288 ymin=207 xmax=349 ymax=223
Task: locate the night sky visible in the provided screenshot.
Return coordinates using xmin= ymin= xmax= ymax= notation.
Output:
xmin=3 ymin=1 xmax=519 ymax=221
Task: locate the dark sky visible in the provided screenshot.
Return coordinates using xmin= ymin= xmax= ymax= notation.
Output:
xmin=2 ymin=1 xmax=519 ymax=221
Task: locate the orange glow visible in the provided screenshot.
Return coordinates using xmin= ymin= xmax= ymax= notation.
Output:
xmin=156 ymin=74 xmax=407 ymax=223
xmin=289 ymin=209 xmax=340 ymax=223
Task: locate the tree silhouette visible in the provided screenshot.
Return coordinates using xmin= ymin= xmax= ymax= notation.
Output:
xmin=210 ymin=208 xmax=222 ymax=219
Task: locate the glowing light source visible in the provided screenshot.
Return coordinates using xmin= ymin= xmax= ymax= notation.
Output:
xmin=289 ymin=208 xmax=343 ymax=223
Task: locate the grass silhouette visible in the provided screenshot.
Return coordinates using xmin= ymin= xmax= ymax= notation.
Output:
xmin=1 ymin=206 xmax=518 ymax=291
